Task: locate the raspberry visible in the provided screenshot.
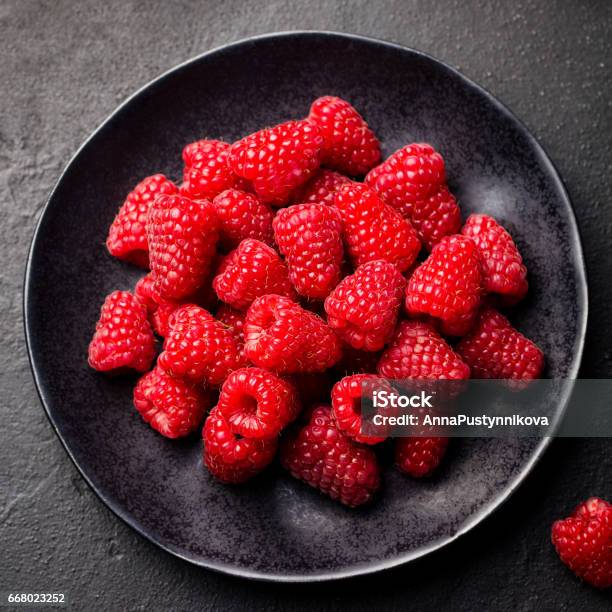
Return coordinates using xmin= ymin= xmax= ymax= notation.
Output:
xmin=213 ymin=239 xmax=296 ymax=310
xmin=158 ymin=304 xmax=246 ymax=386
xmin=325 ymin=260 xmax=407 ymax=351
xmin=308 ymin=96 xmax=381 ymax=176
xmin=365 ymin=143 xmax=460 ymax=248
xmin=461 ymin=214 xmax=528 ymax=304
xmin=280 ymin=405 xmax=380 ymax=507
xmin=216 ymin=367 xmax=300 ymax=439
xmin=290 ymin=169 xmax=351 ymax=206
xmin=215 ymin=303 xmax=246 ymax=350
xmin=212 ymin=188 xmax=274 ymax=249
xmin=106 ymin=174 xmax=177 ymax=268
xmin=365 ymin=142 xmax=446 ymax=211
xmin=405 ymin=235 xmax=483 ymax=336
xmin=377 ymin=320 xmax=471 ymax=380
xmin=88 ymin=290 xmax=155 ymax=373
xmin=133 ymin=366 xmax=209 ymax=438
xmin=203 ymin=407 xmax=278 ymax=484
xmin=147 ymin=194 xmax=219 ymax=300
xmin=135 ymin=270 xmax=219 ymax=338
xmin=330 ymin=374 xmax=393 ymax=445
xmin=333 ymin=183 xmax=420 ymax=272
xmin=180 ymin=139 xmax=242 ymax=200
xmin=552 ymin=497 xmax=612 ymax=589
xmin=456 ymin=306 xmax=544 ymax=380
xmin=273 ymin=203 xmax=344 ymax=300
xmin=244 ymin=294 xmax=342 ymax=373
xmin=408 ymin=185 xmax=462 ymax=251
xmin=395 ymin=436 xmax=449 ymax=478
xmin=228 ymin=119 xmax=324 ymax=205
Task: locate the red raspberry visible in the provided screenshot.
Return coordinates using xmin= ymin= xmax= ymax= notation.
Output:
xmin=133 ymin=366 xmax=209 ymax=438
xmin=408 ymin=185 xmax=462 ymax=251
xmin=552 ymin=497 xmax=612 ymax=589
xmin=377 ymin=320 xmax=471 ymax=380
xmin=280 ymin=405 xmax=380 ymax=507
xmin=325 ymin=260 xmax=407 ymax=351
xmin=365 ymin=143 xmax=460 ymax=248
xmin=273 ymin=203 xmax=344 ymax=300
xmin=216 ymin=367 xmax=300 ymax=439
xmin=395 ymin=436 xmax=449 ymax=478
xmin=158 ymin=305 xmax=246 ymax=386
xmin=461 ymin=214 xmax=528 ymax=304
xmin=228 ymin=119 xmax=324 ymax=205
xmin=213 ymin=239 xmax=296 ymax=310
xmin=245 ymin=294 xmax=342 ymax=373
xmin=203 ymin=407 xmax=278 ymax=484
xmin=456 ymin=306 xmax=544 ymax=380
xmin=215 ymin=304 xmax=246 ymax=350
xmin=290 ymin=169 xmax=351 ymax=206
xmin=88 ymin=290 xmax=155 ymax=373
xmin=180 ymin=139 xmax=242 ymax=200
xmin=405 ymin=235 xmax=483 ymax=336
xmin=106 ymin=174 xmax=177 ymax=268
xmin=212 ymin=188 xmax=274 ymax=249
xmin=333 ymin=183 xmax=420 ymax=272
xmin=135 ymin=272 xmax=219 ymax=337
xmin=147 ymin=194 xmax=219 ymax=300
xmin=330 ymin=374 xmax=393 ymax=445
xmin=365 ymin=142 xmax=446 ymax=210
xmin=308 ymin=96 xmax=381 ymax=176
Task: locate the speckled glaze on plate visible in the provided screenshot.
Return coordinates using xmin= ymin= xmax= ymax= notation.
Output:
xmin=24 ymin=32 xmax=587 ymax=582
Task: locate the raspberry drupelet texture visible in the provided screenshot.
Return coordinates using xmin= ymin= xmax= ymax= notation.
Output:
xmin=365 ymin=143 xmax=460 ymax=249
xmin=228 ymin=119 xmax=324 ymax=205
xmin=106 ymin=174 xmax=178 ymax=268
xmin=147 ymin=194 xmax=219 ymax=300
xmin=551 ymin=497 xmax=612 ymax=589
xmin=180 ymin=139 xmax=243 ymax=200
xmin=133 ymin=366 xmax=209 ymax=438
xmin=216 ymin=367 xmax=300 ymax=439
xmin=308 ymin=96 xmax=381 ymax=176
xmin=365 ymin=142 xmax=446 ymax=210
xmin=244 ymin=294 xmax=342 ymax=374
xmin=333 ymin=183 xmax=421 ymax=272
xmin=405 ymin=234 xmax=483 ymax=336
xmin=290 ymin=169 xmax=352 ymax=206
xmin=331 ymin=374 xmax=394 ymax=445
xmin=273 ymin=203 xmax=344 ymax=300
xmin=407 ymin=185 xmax=462 ymax=251
xmin=203 ymin=407 xmax=278 ymax=484
xmin=280 ymin=405 xmax=381 ymax=507
xmin=213 ymin=239 xmax=296 ymax=310
xmin=377 ymin=320 xmax=471 ymax=380
xmin=461 ymin=214 xmax=528 ymax=304
xmin=212 ymin=188 xmax=274 ymax=249
xmin=88 ymin=290 xmax=155 ymax=373
xmin=215 ymin=303 xmax=246 ymax=351
xmin=158 ymin=304 xmax=246 ymax=386
xmin=456 ymin=306 xmax=544 ymax=380
xmin=325 ymin=260 xmax=406 ymax=351
xmin=395 ymin=436 xmax=449 ymax=478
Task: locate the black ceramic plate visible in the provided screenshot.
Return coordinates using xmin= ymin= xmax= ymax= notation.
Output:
xmin=24 ymin=32 xmax=587 ymax=581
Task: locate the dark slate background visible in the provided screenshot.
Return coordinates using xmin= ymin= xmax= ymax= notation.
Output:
xmin=1 ymin=0 xmax=611 ymax=609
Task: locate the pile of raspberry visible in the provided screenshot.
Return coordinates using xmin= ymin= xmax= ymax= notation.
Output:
xmin=89 ymin=95 xmax=544 ymax=509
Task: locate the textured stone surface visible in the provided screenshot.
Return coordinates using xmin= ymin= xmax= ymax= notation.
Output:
xmin=1 ymin=0 xmax=611 ymax=609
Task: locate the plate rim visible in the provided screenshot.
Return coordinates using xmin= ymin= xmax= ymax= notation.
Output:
xmin=23 ymin=30 xmax=589 ymax=583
